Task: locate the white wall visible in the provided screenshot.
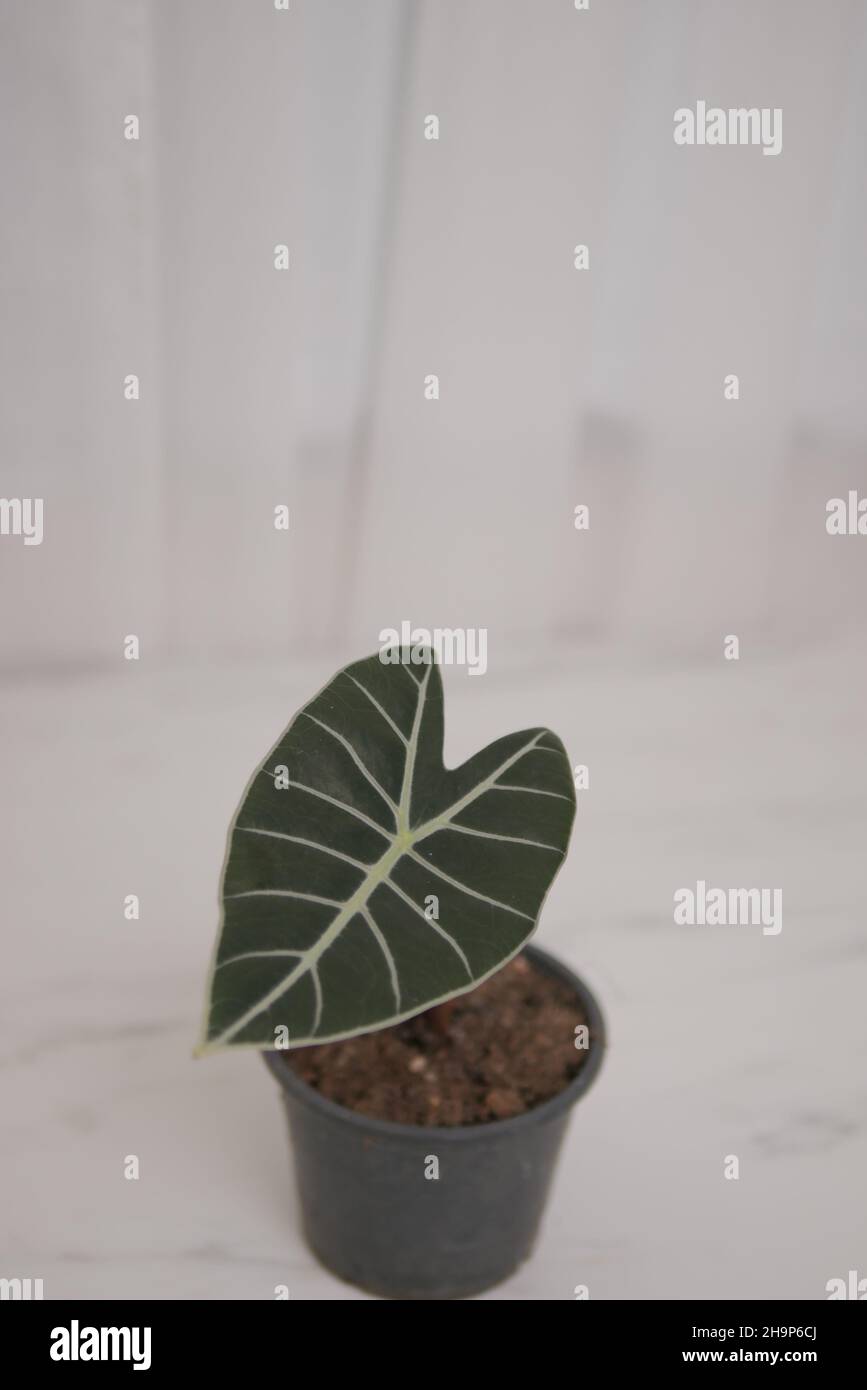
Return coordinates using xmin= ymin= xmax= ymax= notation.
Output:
xmin=2 ymin=0 xmax=865 ymax=673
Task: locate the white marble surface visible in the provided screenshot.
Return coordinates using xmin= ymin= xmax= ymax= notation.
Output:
xmin=2 ymin=637 xmax=866 ymax=1300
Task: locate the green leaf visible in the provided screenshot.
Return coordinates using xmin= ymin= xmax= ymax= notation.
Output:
xmin=198 ymin=650 xmax=576 ymax=1052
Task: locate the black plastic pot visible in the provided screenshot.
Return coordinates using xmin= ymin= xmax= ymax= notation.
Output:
xmin=263 ymin=944 xmax=605 ymax=1299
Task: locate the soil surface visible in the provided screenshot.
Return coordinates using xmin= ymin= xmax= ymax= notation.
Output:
xmin=282 ymin=954 xmax=591 ymax=1126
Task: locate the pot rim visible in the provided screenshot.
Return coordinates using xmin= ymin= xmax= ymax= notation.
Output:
xmin=262 ymin=943 xmax=606 ymax=1143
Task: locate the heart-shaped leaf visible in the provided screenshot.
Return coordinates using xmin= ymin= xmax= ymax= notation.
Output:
xmin=198 ymin=650 xmax=575 ymax=1052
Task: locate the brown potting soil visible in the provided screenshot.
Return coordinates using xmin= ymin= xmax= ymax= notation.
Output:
xmin=281 ymin=954 xmax=591 ymax=1127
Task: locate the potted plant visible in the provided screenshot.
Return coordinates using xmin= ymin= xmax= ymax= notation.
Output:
xmin=197 ymin=647 xmax=605 ymax=1299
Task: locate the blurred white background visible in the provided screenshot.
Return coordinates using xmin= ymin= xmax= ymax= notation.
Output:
xmin=3 ymin=0 xmax=867 ymax=669
xmin=1 ymin=0 xmax=866 ymax=1301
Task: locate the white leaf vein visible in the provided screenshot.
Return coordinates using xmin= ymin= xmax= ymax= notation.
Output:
xmin=361 ymin=906 xmax=401 ymax=1010
xmin=406 ymin=848 xmax=533 ymax=921
xmin=347 ymin=675 xmax=408 ymax=746
xmin=300 ymin=712 xmax=399 ymax=820
xmin=237 ymin=826 xmax=369 ymax=871
xmin=382 ymin=877 xmax=472 ymax=976
xmin=259 ymin=770 xmax=392 ymax=839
